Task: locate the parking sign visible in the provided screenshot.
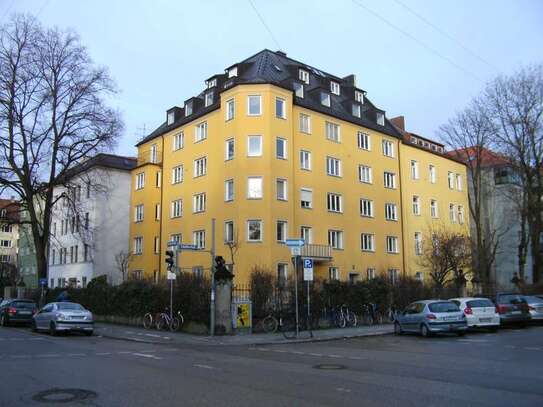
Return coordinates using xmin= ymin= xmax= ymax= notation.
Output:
xmin=303 ymin=258 xmax=313 ymax=281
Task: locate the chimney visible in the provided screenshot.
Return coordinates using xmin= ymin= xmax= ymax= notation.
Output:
xmin=276 ymin=50 xmax=287 ymax=57
xmin=342 ymin=74 xmax=356 ymax=87
xmin=390 ymin=116 xmax=405 ymax=131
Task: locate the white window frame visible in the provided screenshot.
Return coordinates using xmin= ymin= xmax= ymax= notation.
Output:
xmin=225 ymin=179 xmax=234 ymax=202
xmin=195 ymin=121 xmax=207 ymax=142
xmin=135 ymin=173 xmax=145 ymax=190
xmin=247 ymin=135 xmax=263 ymax=157
xmin=228 ymin=66 xmax=238 ymax=78
xmin=429 ymin=165 xmax=436 ymax=184
xmin=352 ymin=103 xmax=361 ymax=118
xmin=330 ymin=81 xmax=340 ymax=95
xmin=193 ymin=230 xmax=206 ymax=249
xmin=193 ymin=193 xmax=206 ymax=213
xmin=456 ymin=174 xmax=463 ymax=191
xmin=367 ymin=268 xmax=376 ymax=280
xmin=247 ymin=219 xmax=263 ymax=242
xmin=448 ymin=172 xmax=455 ymax=189
xmin=247 ymin=95 xmax=262 ymax=116
xmin=194 ymin=157 xmax=207 ymax=177
xmin=412 ymin=195 xmax=421 ymax=216
xmin=204 ymin=91 xmax=213 ymax=107
xmin=224 ymin=221 xmax=234 ymax=243
xmin=225 ymin=138 xmax=235 ymax=160
xmin=360 ymin=198 xmax=374 ymax=218
xmin=355 ymin=91 xmax=364 ymax=103
xmin=275 ymin=97 xmax=286 ymax=119
xmin=359 ymin=165 xmax=373 ymax=184
xmin=385 ymin=203 xmax=398 ymax=221
xmin=377 ymin=112 xmax=385 ymax=126
xmin=173 ymin=132 xmax=184 ymax=151
xmin=458 ymin=205 xmax=465 ymax=224
xmin=382 ymin=140 xmax=394 ymax=157
xmin=167 ymin=112 xmax=175 ymax=125
xmin=327 ymin=193 xmax=342 ymax=213
xmin=133 ymin=237 xmax=143 ymax=255
xmin=225 ymin=98 xmax=235 ymax=121
xmin=247 ymin=176 xmax=263 ymax=199
xmin=411 ymin=160 xmax=419 ymax=180
xmin=384 ymin=172 xmax=396 ymax=189
xmin=450 ymin=203 xmax=457 ymax=223
xmin=300 ymin=150 xmax=311 ymax=170
xmin=386 ymin=236 xmax=399 ymax=254
xmin=276 ymin=220 xmax=288 ymax=242
xmin=294 ymin=82 xmax=304 ymax=98
xmin=276 ymin=178 xmax=287 ymax=201
xmin=299 ymin=113 xmax=311 ymax=134
xmin=276 ymin=137 xmax=287 ymax=159
xmin=301 ymin=226 xmax=312 ymax=244
xmin=430 ymin=199 xmax=439 ymax=218
xmin=361 ymin=233 xmax=375 ymax=252
xmin=357 ymin=132 xmax=371 ymax=150
xmin=172 ymin=165 xmax=183 ymax=184
xmin=326 ymin=156 xmax=342 ymax=177
xmin=300 ymin=188 xmax=312 ymax=209
xmin=328 ymin=230 xmax=344 ymax=250
xmin=321 ymin=92 xmax=331 ymax=107
xmin=325 ymin=121 xmax=340 ymax=142
xmin=185 ymin=101 xmax=193 ymax=116
xmin=299 ymin=69 xmax=309 ymax=84
xmin=414 ymin=232 xmax=423 ymax=255
xmin=329 ymin=267 xmax=339 ymax=281
xmin=171 ymin=199 xmax=182 ymax=218
xmin=134 ymin=204 xmax=144 ymax=222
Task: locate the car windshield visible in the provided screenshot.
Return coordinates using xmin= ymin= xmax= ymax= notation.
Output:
xmin=524 ymin=296 xmax=543 ymax=304
xmin=498 ymin=294 xmax=525 ymax=304
xmin=57 ymin=303 xmax=85 ymax=310
xmin=467 ymin=299 xmax=494 ymax=308
xmin=428 ymin=302 xmax=459 ymax=313
xmin=12 ymin=301 xmax=36 ymax=309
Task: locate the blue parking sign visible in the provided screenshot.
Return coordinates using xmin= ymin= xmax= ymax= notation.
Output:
xmin=303 ymin=259 xmax=313 ymax=269
xmin=39 ymin=278 xmax=47 ymax=287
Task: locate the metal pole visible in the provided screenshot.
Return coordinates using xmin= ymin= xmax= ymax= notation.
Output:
xmin=307 ymin=279 xmax=310 ymax=329
xmin=210 ymin=218 xmax=216 ymax=336
xmin=169 ymin=277 xmax=173 ymax=321
xmin=294 ymin=255 xmax=299 ymax=337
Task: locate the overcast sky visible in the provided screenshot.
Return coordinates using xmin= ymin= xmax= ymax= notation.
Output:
xmin=3 ymin=0 xmax=542 ymax=156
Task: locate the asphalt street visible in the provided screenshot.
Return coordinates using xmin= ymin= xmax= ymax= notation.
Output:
xmin=0 ymin=324 xmax=542 ymax=406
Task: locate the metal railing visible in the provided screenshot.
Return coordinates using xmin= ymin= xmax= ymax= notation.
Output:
xmin=300 ymin=244 xmax=332 ymax=260
xmin=137 ymin=149 xmax=162 ymax=166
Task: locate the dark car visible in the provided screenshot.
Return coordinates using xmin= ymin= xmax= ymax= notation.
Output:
xmin=0 ymin=299 xmax=38 ymax=326
xmin=495 ymin=293 xmax=531 ymax=326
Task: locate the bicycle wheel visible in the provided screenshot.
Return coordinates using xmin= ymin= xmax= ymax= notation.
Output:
xmin=281 ymin=317 xmax=297 ymax=339
xmin=156 ymin=314 xmax=166 ymax=331
xmin=177 ymin=313 xmax=184 ymax=326
xmin=262 ymin=315 xmax=278 ymax=334
xmin=348 ymin=311 xmax=358 ymax=327
xmin=143 ymin=313 xmax=153 ymax=329
xmin=170 ymin=317 xmax=180 ymax=332
xmin=335 ymin=313 xmax=346 ymax=328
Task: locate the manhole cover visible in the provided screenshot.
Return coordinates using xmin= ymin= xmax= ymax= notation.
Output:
xmin=313 ymin=363 xmax=346 ymax=370
xmin=32 ymin=388 xmax=97 ymax=403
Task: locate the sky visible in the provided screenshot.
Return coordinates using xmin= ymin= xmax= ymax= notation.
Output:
xmin=2 ymin=0 xmax=542 ymax=157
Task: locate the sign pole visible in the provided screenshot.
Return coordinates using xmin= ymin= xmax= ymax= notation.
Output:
xmin=210 ymin=218 xmax=216 ymax=337
xmin=307 ymin=279 xmax=310 ymax=329
xmin=294 ymin=255 xmax=299 ymax=337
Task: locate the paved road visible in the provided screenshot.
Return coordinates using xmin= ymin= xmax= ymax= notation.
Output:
xmin=1 ymin=324 xmax=542 ymax=406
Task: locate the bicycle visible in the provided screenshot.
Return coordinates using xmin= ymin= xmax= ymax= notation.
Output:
xmin=143 ymin=311 xmax=160 ymax=329
xmin=281 ymin=310 xmax=313 ymax=339
xmin=156 ymin=310 xmax=184 ymax=332
xmin=259 ymin=313 xmax=279 ymax=334
xmin=360 ymin=303 xmax=375 ymax=325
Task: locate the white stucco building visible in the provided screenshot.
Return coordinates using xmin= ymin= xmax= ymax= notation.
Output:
xmin=48 ymin=154 xmax=136 ymax=287
xmin=0 ymin=199 xmax=19 ymax=269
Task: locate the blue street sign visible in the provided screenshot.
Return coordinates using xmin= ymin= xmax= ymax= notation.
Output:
xmin=39 ymin=278 xmax=47 ymax=287
xmin=285 ymin=238 xmax=305 ymax=247
xmin=303 ymin=258 xmax=314 ymax=281
xmin=303 ymin=259 xmax=313 ymax=269
xmin=179 ymin=244 xmax=198 ymax=250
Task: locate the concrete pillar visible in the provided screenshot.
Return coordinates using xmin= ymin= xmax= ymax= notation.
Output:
xmin=214 ymin=280 xmax=232 ymax=335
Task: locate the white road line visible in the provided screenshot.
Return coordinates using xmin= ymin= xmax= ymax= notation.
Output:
xmin=10 ymin=355 xmax=31 ymax=359
xmin=139 ymin=350 xmax=156 ymax=353
xmin=144 ymin=333 xmax=162 ymax=338
xmin=162 ymin=348 xmax=179 ymax=352
xmin=309 ymin=353 xmax=322 ymax=357
xmin=67 ymin=353 xmax=86 ymax=357
xmin=96 ymin=352 xmax=111 ymax=356
xmin=291 ymin=351 xmax=304 ymax=355
xmin=524 ymin=347 xmax=542 ymax=351
xmin=328 ymin=355 xmax=341 ymax=358
xmin=194 ymin=364 xmax=216 ymax=370
xmin=38 ymin=354 xmax=60 ymax=358
xmin=457 ymin=339 xmax=489 ymax=343
xmin=505 ymin=345 xmax=517 ymax=349
xmin=118 ymin=351 xmax=131 ymax=354
xmin=133 ymin=353 xmax=163 ymax=360
xmin=273 ymin=350 xmax=288 ymax=353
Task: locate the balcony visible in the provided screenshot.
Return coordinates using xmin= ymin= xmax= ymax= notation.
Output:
xmin=300 ymin=244 xmax=332 ymax=262
xmin=137 ymin=149 xmax=162 ymax=166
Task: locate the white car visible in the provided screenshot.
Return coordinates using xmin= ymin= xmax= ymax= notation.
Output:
xmin=450 ymin=297 xmax=500 ymax=330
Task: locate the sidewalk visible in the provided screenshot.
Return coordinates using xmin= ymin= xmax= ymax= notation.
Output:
xmin=95 ymin=322 xmax=393 ymax=346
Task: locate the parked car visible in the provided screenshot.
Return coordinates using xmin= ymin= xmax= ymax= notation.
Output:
xmin=494 ymin=293 xmax=531 ymax=326
xmin=0 ymin=299 xmax=38 ymax=326
xmin=449 ymin=297 xmax=500 ymax=331
xmin=394 ymin=300 xmax=468 ymax=337
xmin=523 ymin=296 xmax=543 ymax=323
xmin=32 ymin=302 xmax=93 ymax=336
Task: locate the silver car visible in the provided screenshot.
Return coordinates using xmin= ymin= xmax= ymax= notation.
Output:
xmin=394 ymin=300 xmax=468 ymax=337
xmin=32 ymin=302 xmax=93 ymax=336
xmin=524 ymin=296 xmax=543 ymax=322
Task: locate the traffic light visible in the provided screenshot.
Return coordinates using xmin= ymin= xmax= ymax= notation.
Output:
xmin=165 ymin=250 xmax=175 ymax=271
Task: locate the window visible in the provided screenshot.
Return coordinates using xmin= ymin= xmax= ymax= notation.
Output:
xmin=224 ymin=221 xmax=234 ymax=243
xmin=193 ymin=230 xmax=206 ymax=249
xmin=185 ymin=101 xmax=193 ymax=116
xmin=449 ymin=203 xmax=456 ymax=223
xmin=448 ymin=172 xmax=455 ymax=189
xmin=277 ymin=263 xmax=288 ymax=283
xmin=388 ymin=268 xmax=399 ymax=284
xmin=225 ymin=179 xmax=234 ymax=202
xmin=359 ymin=165 xmax=372 ymax=183
xmin=248 ymin=135 xmax=262 ymax=156
xmin=325 ymin=121 xmax=340 ymax=142
xmin=386 ymin=236 xmax=399 ymax=253
xmin=134 ymin=237 xmax=143 ymax=255
xmin=377 ymin=112 xmax=385 ymax=126
xmin=173 ymin=132 xmax=184 ymax=150
xmin=228 ymin=66 xmax=238 ymax=77
xmin=293 ymin=82 xmax=304 ymax=98
xmin=1 ymin=224 xmax=12 ymax=233
xmin=275 ymin=97 xmax=286 ymax=119
xmin=154 ymin=236 xmax=160 ymax=254
xmin=355 ymin=91 xmax=364 ymax=103
xmin=330 ymin=81 xmax=340 ymax=95
xmin=171 ymin=199 xmax=182 ymax=218
xmin=194 ymin=157 xmax=207 ymax=177
xmin=301 ymin=226 xmax=312 ymax=244
xmin=155 ymin=171 xmax=161 ymax=187
xmin=155 ymin=204 xmax=161 ymax=220
xmin=415 ymin=232 xmax=422 ymax=255
xmin=328 ymin=230 xmax=343 ymax=249
xmin=458 ymin=205 xmax=465 ymax=224
xmin=352 ymin=104 xmax=361 ymax=118
xmin=299 ymin=69 xmax=309 ymax=84
xmin=320 ymin=92 xmax=331 ymax=107
xmin=51 ymin=249 xmax=56 ymax=265
xmin=415 ymin=271 xmax=424 ymax=283
xmin=385 ymin=203 xmax=398 ymax=220
xmin=360 ymin=199 xmax=374 ymax=217
xmin=327 ymin=193 xmax=342 ymax=213
xmin=84 ymin=244 xmax=89 ymax=261
xmin=300 ymin=188 xmax=312 ymax=209
xmin=384 ymin=172 xmax=396 ymax=189
xmin=411 ymin=160 xmax=419 ymax=180
xmin=299 ymin=113 xmax=311 ymax=134
xmin=193 ymin=193 xmax=206 ymax=213
xmin=225 ymin=98 xmax=235 ymax=121
xmin=225 ymin=139 xmax=235 ymax=160
xmin=429 ymin=165 xmax=436 ymax=184
xmin=276 ymin=221 xmax=287 ymax=242
xmin=361 ymin=233 xmax=375 ymax=252
xmin=412 ymin=196 xmax=421 ymax=215
xmin=84 ymin=213 xmax=89 ymax=229
xmin=329 ymin=267 xmax=339 ymax=281
xmin=247 ymin=177 xmax=263 ymax=199
xmin=167 ymin=111 xmax=175 ymax=125
xmin=195 ymin=121 xmax=207 ymax=142
xmin=382 ymin=140 xmax=394 ymax=157
xmin=135 ymin=173 xmax=145 ymax=190
xmin=172 ymin=165 xmax=183 ymax=184
xmin=430 ymin=200 xmax=438 ymax=218
xmin=204 ymin=91 xmax=213 ymax=107
xmin=456 ymin=174 xmax=463 ymax=191
xmin=357 ymin=132 xmax=370 ymax=150
xmin=300 ymin=150 xmax=311 ymax=170
xmin=207 ymin=78 xmax=217 ymax=88
xmin=134 ymin=204 xmax=144 ymax=222
xmin=326 ymin=157 xmax=342 ymax=177
xmin=367 ymin=268 xmax=376 ymax=280
xmin=247 ymin=220 xmax=262 ymax=242
xmin=276 ymin=138 xmax=287 ymax=159
xmin=276 ymin=179 xmax=287 ymax=201
xmin=247 ymin=95 xmax=262 ymax=116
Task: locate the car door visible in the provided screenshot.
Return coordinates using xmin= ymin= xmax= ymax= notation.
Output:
xmin=411 ymin=303 xmax=426 ymax=329
xmin=401 ymin=303 xmax=418 ymax=331
xmin=36 ymin=304 xmax=54 ymax=329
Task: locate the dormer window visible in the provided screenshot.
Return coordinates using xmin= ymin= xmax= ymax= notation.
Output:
xmin=330 ymin=81 xmax=340 ymax=95
xmin=228 ymin=66 xmax=238 ymax=78
xmin=320 ymin=92 xmax=331 ymax=107
xmin=355 ymin=91 xmax=364 ymax=103
xmin=299 ymin=69 xmax=309 ymax=84
xmin=352 ymin=104 xmax=361 ymax=118
xmin=411 ymin=136 xmax=418 ymax=144
xmin=167 ymin=111 xmax=175 ymax=125
xmin=204 ymin=92 xmax=213 ymax=107
xmin=293 ymin=82 xmax=304 ymax=98
xmin=206 ymin=78 xmax=217 ymax=89
xmin=185 ymin=101 xmax=193 ymax=116
xmin=376 ymin=112 xmax=385 ymax=126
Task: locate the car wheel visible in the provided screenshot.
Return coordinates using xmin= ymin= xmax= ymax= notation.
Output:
xmin=0 ymin=314 xmax=7 ymax=327
xmin=31 ymin=320 xmax=38 ymax=333
xmin=394 ymin=322 xmax=403 ymax=335
xmin=421 ymin=324 xmax=432 ymax=338
xmin=49 ymin=322 xmax=57 ymax=336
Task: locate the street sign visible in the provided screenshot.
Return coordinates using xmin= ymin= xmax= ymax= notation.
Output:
xmin=39 ymin=278 xmax=48 ymax=287
xmin=167 ymin=240 xmax=178 ymax=247
xmin=285 ymin=238 xmax=305 ymax=256
xmin=303 ymin=258 xmax=313 ymax=281
xmin=167 ymin=271 xmax=177 ymax=280
xmin=179 ymin=244 xmax=198 ymax=250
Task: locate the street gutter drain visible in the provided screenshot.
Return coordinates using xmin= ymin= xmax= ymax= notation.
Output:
xmin=313 ymin=364 xmax=346 ymax=370
xmin=32 ymin=388 xmax=97 ymax=403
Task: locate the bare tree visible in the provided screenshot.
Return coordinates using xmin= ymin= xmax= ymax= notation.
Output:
xmin=0 ymin=15 xmax=123 ymax=280
xmin=225 ymin=228 xmax=240 ymax=276
xmin=115 ymin=250 xmax=133 ymax=283
xmin=485 ymin=64 xmax=543 ymax=283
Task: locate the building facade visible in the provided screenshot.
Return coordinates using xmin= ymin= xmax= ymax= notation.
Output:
xmin=128 ymin=50 xmax=469 ymax=284
xmin=48 ymin=154 xmax=137 ymax=288
xmin=17 ymin=208 xmax=39 ymax=288
xmin=0 ymin=199 xmax=19 ymax=280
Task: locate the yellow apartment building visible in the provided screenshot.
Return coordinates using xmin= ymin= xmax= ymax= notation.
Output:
xmin=128 ymin=49 xmax=469 ymax=284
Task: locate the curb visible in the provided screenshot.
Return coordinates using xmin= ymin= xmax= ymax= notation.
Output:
xmin=243 ymin=329 xmax=393 ymax=347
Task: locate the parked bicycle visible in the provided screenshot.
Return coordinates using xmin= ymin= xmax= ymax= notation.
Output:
xmin=143 ymin=309 xmax=184 ymax=331
xmin=360 ymin=303 xmax=377 ymax=325
xmin=281 ymin=309 xmax=313 ymax=339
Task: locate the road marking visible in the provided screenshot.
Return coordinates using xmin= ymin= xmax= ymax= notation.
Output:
xmin=291 ymin=351 xmax=305 ymax=355
xmin=328 ymin=355 xmax=341 ymax=358
xmin=37 ymin=354 xmax=60 ymax=358
xmin=10 ymin=355 xmax=31 ymax=359
xmin=118 ymin=351 xmax=131 ymax=354
xmin=144 ymin=333 xmax=162 ymax=338
xmin=505 ymin=345 xmax=517 ymax=349
xmin=162 ymin=348 xmax=179 ymax=352
xmin=457 ymin=339 xmax=489 ymax=343
xmin=96 ymin=352 xmax=111 ymax=356
xmin=67 ymin=353 xmax=86 ymax=357
xmin=139 ymin=350 xmax=156 ymax=353
xmin=336 ymin=387 xmax=351 ymax=393
xmin=309 ymin=353 xmax=322 ymax=357
xmin=524 ymin=347 xmax=542 ymax=351
xmin=133 ymin=353 xmax=162 ymax=360
xmin=194 ymin=364 xmax=216 ymax=370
